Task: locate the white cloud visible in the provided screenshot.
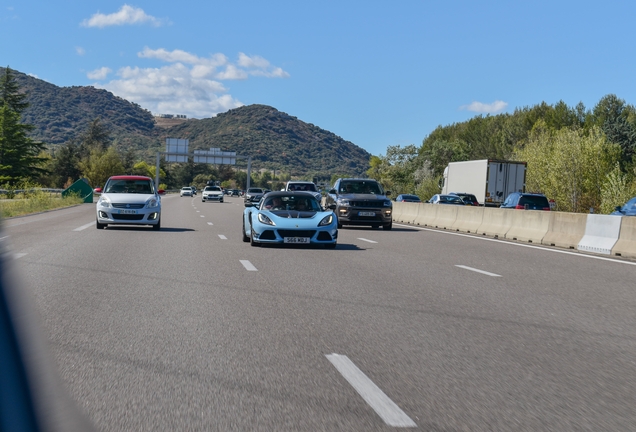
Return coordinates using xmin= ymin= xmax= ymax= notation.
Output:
xmin=75 ymin=46 xmax=86 ymax=56
xmin=91 ymin=47 xmax=289 ymax=118
xmin=81 ymin=5 xmax=166 ymax=28
xmin=460 ymin=100 xmax=508 ymax=114
xmin=87 ymin=67 xmax=112 ymax=80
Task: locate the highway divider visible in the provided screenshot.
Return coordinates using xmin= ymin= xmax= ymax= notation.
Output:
xmin=450 ymin=206 xmax=484 ymax=233
xmin=612 ymin=217 xmax=636 ymax=258
xmin=577 ymin=214 xmax=622 ymax=255
xmin=541 ymin=212 xmax=587 ymax=249
xmin=429 ymin=205 xmax=458 ymax=230
xmin=505 ymin=210 xmax=551 ymax=243
xmin=475 ymin=207 xmax=514 ymax=238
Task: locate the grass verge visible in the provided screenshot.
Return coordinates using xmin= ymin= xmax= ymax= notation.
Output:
xmin=0 ymin=192 xmax=86 ymax=218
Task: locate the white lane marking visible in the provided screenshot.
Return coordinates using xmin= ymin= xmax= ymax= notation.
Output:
xmin=200 ymin=215 xmax=205 ymax=218
xmin=207 ymin=222 xmax=213 ymax=225
xmin=218 ymin=235 xmax=227 ymax=240
xmin=196 ymin=210 xmax=200 ymax=213
xmin=240 ymin=260 xmax=258 ymax=271
xmin=326 ymin=354 xmax=417 ymax=428
xmin=357 ymin=238 xmax=378 ymax=244
xmin=394 ymin=223 xmax=636 ymax=267
xmin=455 ymin=265 xmax=501 ymax=277
xmin=14 ymin=253 xmax=27 ymax=259
xmin=73 ymin=222 xmax=95 ymax=231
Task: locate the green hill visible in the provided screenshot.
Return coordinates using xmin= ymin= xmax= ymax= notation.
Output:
xmin=2 ymin=67 xmax=371 ymax=176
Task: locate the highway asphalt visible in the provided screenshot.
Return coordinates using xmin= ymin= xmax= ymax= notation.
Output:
xmin=4 ymin=195 xmax=636 ymax=431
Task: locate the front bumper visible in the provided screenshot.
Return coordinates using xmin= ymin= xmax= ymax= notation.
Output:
xmin=96 ymin=206 xmax=160 ymax=225
xmin=336 ymin=206 xmax=392 ymax=225
xmin=203 ymin=195 xmax=223 ymax=201
xmin=250 ymin=222 xmax=338 ymax=245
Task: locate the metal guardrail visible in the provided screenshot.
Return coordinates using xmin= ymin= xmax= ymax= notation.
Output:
xmin=0 ymin=188 xmax=64 ymax=195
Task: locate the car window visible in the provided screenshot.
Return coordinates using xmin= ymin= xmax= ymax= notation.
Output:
xmin=261 ymin=195 xmax=320 ymax=211
xmin=107 ymin=180 xmax=154 ymax=193
xmin=339 ymin=181 xmax=382 ymax=194
xmin=519 ymin=195 xmax=549 ymax=207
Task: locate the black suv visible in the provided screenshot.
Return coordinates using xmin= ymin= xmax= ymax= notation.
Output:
xmin=325 ymin=178 xmax=393 ymax=230
xmin=500 ymin=192 xmax=550 ymax=210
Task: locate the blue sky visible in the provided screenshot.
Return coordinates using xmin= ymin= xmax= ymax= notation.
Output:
xmin=1 ymin=1 xmax=636 ymax=156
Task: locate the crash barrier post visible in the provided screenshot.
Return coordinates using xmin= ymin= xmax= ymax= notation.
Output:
xmin=62 ymin=178 xmax=94 ymax=203
xmin=475 ymin=207 xmax=514 ymax=238
xmin=413 ymin=203 xmax=436 ymax=226
xmin=450 ymin=206 xmax=485 ymax=233
xmin=505 ymin=210 xmax=551 ymax=243
xmin=611 ymin=217 xmax=636 ymax=258
xmin=541 ymin=212 xmax=587 ymax=249
xmin=577 ymin=214 xmax=622 ymax=255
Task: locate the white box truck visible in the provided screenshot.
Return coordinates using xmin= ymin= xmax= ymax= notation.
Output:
xmin=441 ymin=159 xmax=526 ymax=206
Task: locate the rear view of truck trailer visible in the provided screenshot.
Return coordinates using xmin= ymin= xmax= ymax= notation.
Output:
xmin=441 ymin=159 xmax=526 ymax=206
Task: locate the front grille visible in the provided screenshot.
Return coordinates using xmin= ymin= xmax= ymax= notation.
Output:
xmin=112 ymin=203 xmax=145 ymax=209
xmin=277 ymin=230 xmax=316 ymax=238
xmin=349 ymin=200 xmax=384 ymax=208
xmin=259 ymin=230 xmax=276 ymax=240
xmin=112 ymin=214 xmax=144 ymax=220
xmin=317 ymin=231 xmax=333 ymax=241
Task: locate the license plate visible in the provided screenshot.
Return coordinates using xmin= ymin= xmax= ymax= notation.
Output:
xmin=118 ymin=209 xmax=137 ymax=214
xmin=358 ymin=211 xmax=375 ymax=217
xmin=284 ymin=237 xmax=310 ymax=244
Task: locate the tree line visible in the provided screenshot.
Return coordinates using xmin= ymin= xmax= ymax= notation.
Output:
xmin=367 ymin=96 xmax=636 ymax=213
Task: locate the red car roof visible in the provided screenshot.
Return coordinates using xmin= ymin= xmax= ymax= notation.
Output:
xmin=108 ymin=175 xmax=152 ymax=181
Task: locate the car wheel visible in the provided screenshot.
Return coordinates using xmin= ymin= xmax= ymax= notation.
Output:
xmin=96 ymin=219 xmax=106 ymax=229
xmin=152 ymin=219 xmax=161 ymax=231
xmin=371 ymin=225 xmax=380 ymax=229
xmin=325 ymin=242 xmax=337 ymax=249
xmin=383 ymin=221 xmax=392 ymax=231
xmin=242 ymin=220 xmax=250 ymax=242
xmin=337 ymin=222 xmax=343 ymax=229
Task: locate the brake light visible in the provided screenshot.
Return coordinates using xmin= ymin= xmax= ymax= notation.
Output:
xmin=542 ymin=207 xmax=550 ymax=211
xmin=515 ymin=205 xmax=525 ymax=209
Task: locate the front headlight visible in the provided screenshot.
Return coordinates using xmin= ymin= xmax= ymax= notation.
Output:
xmin=146 ymin=198 xmax=159 ymax=208
xmin=337 ymin=198 xmax=350 ymax=206
xmin=258 ymin=213 xmax=275 ymax=226
xmin=98 ymin=196 xmax=111 ymax=208
xmin=383 ymin=200 xmax=392 ymax=207
xmin=319 ymin=214 xmax=333 ymax=226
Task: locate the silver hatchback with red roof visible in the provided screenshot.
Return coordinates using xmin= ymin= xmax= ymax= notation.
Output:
xmin=94 ymin=175 xmax=165 ymax=230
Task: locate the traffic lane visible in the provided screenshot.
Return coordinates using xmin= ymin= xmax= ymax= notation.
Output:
xmin=13 ymin=209 xmax=398 ymax=430
xmin=239 ymin=226 xmax=636 ymax=430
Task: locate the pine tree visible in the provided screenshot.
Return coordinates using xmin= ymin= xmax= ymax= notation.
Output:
xmin=0 ymin=67 xmax=45 ymax=184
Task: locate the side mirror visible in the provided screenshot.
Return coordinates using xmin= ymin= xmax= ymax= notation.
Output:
xmin=385 ymin=191 xmax=391 ymax=196
xmin=615 ymin=205 xmax=622 ymax=212
xmin=327 ymin=203 xmax=336 ymax=210
xmin=329 ymin=188 xmax=337 ymax=194
xmin=158 ymin=189 xmax=165 ymax=195
xmin=94 ymin=187 xmax=102 ymax=194
xmin=244 ymin=202 xmax=253 ymax=208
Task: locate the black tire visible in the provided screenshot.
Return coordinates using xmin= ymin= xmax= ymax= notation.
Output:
xmin=152 ymin=219 xmax=161 ymax=231
xmin=242 ymin=220 xmax=250 ymax=242
xmin=96 ymin=219 xmax=106 ymax=229
xmin=337 ymin=222 xmax=343 ymax=229
xmin=383 ymin=221 xmax=392 ymax=231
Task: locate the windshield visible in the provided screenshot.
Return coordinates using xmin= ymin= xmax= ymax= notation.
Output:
xmin=247 ymin=188 xmax=264 ymax=194
xmin=260 ymin=195 xmax=321 ymax=211
xmin=339 ymin=181 xmax=382 ymax=195
xmin=205 ymin=187 xmax=221 ymax=191
xmin=106 ymin=180 xmax=154 ymax=194
xmin=288 ymin=183 xmax=317 ymax=192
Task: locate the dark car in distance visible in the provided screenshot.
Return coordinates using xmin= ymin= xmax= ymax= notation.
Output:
xmin=395 ymin=194 xmax=422 ymax=203
xmin=500 ymin=192 xmax=551 ymax=210
xmin=449 ymin=192 xmax=479 ymax=206
xmin=325 ymin=178 xmax=393 ymax=230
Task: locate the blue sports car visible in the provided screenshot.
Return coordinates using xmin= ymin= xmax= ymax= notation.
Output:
xmin=242 ymin=191 xmax=338 ymax=248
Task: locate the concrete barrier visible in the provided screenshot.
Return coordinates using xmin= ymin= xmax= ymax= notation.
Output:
xmin=611 ymin=217 xmax=636 ymax=258
xmin=577 ymin=214 xmax=622 ymax=255
xmin=541 ymin=212 xmax=587 ymax=249
xmin=476 ymin=207 xmax=514 ymax=238
xmin=429 ymin=205 xmax=458 ymax=229
xmin=413 ymin=203 xmax=436 ymax=226
xmin=392 ymin=202 xmax=405 ymax=222
xmin=451 ymin=206 xmax=485 ymax=233
xmin=399 ymin=202 xmax=420 ymax=224
xmin=505 ymin=210 xmax=551 ymax=243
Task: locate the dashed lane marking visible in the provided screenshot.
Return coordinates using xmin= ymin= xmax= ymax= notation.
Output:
xmin=357 ymin=238 xmax=378 ymax=244
xmin=240 ymin=260 xmax=258 ymax=271
xmin=73 ymin=222 xmax=95 ymax=231
xmin=455 ymin=265 xmax=502 ymax=277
